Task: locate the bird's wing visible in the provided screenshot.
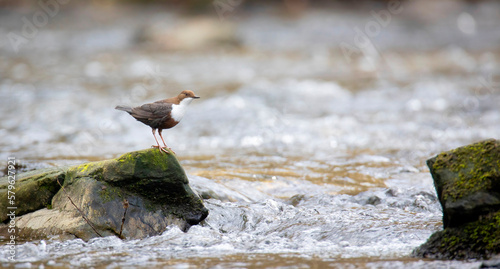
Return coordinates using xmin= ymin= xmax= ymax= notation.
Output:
xmin=130 ymin=103 xmax=172 ymax=120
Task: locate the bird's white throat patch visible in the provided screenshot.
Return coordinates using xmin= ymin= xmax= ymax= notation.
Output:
xmin=171 ymin=98 xmax=194 ymax=122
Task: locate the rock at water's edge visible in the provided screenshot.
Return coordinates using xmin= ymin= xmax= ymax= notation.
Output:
xmin=0 ymin=149 xmax=208 ymax=241
xmin=0 ymin=167 xmax=65 ymax=223
xmin=414 ymin=139 xmax=500 ymax=259
xmin=414 ymin=210 xmax=500 ymax=259
xmin=428 ymin=139 xmax=500 ymax=228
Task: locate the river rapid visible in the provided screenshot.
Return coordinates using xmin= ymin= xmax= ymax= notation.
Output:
xmin=1 ymin=2 xmax=500 ymax=268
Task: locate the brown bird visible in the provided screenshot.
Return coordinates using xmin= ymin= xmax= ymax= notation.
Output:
xmin=115 ymin=90 xmax=200 ymax=154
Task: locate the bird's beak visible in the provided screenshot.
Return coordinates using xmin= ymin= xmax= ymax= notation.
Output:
xmin=193 ymin=96 xmax=200 ymax=99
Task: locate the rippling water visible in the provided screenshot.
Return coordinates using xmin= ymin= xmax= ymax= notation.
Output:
xmin=1 ymin=2 xmax=500 ymax=268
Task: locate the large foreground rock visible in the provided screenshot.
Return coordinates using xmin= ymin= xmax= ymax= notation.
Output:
xmin=414 ymin=139 xmax=500 ymax=259
xmin=0 ymin=149 xmax=208 ymax=241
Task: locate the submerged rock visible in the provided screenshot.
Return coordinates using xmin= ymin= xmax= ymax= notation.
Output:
xmin=414 ymin=139 xmax=500 ymax=259
xmin=0 ymin=149 xmax=208 ymax=241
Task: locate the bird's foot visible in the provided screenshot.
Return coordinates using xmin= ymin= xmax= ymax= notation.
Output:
xmin=151 ymin=145 xmax=176 ymax=155
xmin=151 ymin=145 xmax=170 ymax=154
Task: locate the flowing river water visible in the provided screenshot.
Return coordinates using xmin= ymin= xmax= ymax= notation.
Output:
xmin=1 ymin=2 xmax=500 ymax=268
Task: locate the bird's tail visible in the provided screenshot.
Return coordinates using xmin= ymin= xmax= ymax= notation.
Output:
xmin=115 ymin=105 xmax=133 ymax=113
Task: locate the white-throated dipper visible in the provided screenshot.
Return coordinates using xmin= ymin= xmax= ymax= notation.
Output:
xmin=115 ymin=90 xmax=200 ymax=154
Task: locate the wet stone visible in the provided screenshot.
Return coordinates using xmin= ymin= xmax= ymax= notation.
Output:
xmin=366 ymin=196 xmax=382 ymax=205
xmin=0 ymin=149 xmax=208 ymax=241
xmin=414 ymin=139 xmax=500 ymax=260
xmin=427 ymin=139 xmax=500 ymax=228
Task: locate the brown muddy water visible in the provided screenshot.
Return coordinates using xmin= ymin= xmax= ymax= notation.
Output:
xmin=1 ymin=1 xmax=500 ymax=268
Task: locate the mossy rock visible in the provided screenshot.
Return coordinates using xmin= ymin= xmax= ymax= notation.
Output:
xmin=415 ymin=139 xmax=500 ymax=260
xmin=413 ymin=211 xmax=500 ymax=259
xmin=427 ymin=139 xmax=500 ymax=228
xmin=0 ymin=149 xmax=208 ymax=241
xmin=0 ymin=167 xmax=66 ymax=222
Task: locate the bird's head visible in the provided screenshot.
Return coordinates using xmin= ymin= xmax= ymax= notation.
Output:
xmin=178 ymin=90 xmax=200 ymax=101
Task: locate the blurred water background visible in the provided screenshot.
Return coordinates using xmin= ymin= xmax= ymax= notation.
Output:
xmin=1 ymin=0 xmax=499 ymax=267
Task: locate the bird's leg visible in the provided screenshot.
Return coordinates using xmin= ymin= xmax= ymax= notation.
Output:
xmin=158 ymin=129 xmax=175 ymax=155
xmin=151 ymin=129 xmax=169 ymax=154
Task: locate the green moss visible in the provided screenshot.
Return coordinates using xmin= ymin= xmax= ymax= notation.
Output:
xmin=441 ymin=234 xmax=461 ymax=249
xmin=0 ymin=168 xmax=64 ymax=222
xmin=1 ymin=148 xmax=208 ymax=239
xmin=438 ymin=211 xmax=500 ymax=258
xmin=64 ymin=168 xmax=77 ymax=186
xmin=71 ymin=161 xmax=106 ymax=181
xmin=433 ymin=139 xmax=500 ymax=202
xmin=98 ymin=185 xmax=123 ymax=203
